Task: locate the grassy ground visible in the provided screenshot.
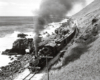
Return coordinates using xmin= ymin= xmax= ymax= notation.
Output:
xmin=41 ymin=0 xmax=100 ymax=80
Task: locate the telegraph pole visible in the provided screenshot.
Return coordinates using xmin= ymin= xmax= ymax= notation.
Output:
xmin=40 ymin=55 xmax=53 ymax=80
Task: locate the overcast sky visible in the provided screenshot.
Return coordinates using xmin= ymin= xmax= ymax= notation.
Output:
xmin=0 ymin=0 xmax=42 ymax=16
xmin=0 ymin=0 xmax=94 ymax=16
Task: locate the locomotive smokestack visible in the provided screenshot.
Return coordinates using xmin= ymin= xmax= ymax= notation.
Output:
xmin=34 ymin=17 xmax=45 ymax=57
xmin=33 ymin=0 xmax=86 ymax=57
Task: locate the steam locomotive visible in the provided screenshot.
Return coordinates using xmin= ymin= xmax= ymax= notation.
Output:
xmin=29 ymin=24 xmax=79 ymax=71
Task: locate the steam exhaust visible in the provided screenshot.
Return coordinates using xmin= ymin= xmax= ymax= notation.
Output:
xmin=33 ymin=0 xmax=86 ymax=57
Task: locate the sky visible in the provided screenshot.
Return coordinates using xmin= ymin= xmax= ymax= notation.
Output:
xmin=0 ymin=0 xmax=42 ymax=16
xmin=0 ymin=0 xmax=94 ymax=16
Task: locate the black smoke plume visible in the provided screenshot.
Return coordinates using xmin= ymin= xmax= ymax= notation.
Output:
xmin=33 ymin=0 xmax=86 ymax=57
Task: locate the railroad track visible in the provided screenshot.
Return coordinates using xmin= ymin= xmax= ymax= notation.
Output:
xmin=22 ymin=42 xmax=74 ymax=80
xmin=23 ymin=72 xmax=37 ymax=80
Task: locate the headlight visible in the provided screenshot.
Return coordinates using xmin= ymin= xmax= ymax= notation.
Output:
xmin=25 ymin=49 xmax=30 ymax=53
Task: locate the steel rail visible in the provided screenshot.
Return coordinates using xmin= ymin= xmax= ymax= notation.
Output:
xmin=23 ymin=72 xmax=32 ymax=80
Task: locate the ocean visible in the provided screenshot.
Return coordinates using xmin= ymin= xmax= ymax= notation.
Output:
xmin=0 ymin=16 xmax=34 ymax=67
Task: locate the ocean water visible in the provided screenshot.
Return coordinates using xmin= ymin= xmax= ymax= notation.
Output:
xmin=0 ymin=16 xmax=34 ymax=66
